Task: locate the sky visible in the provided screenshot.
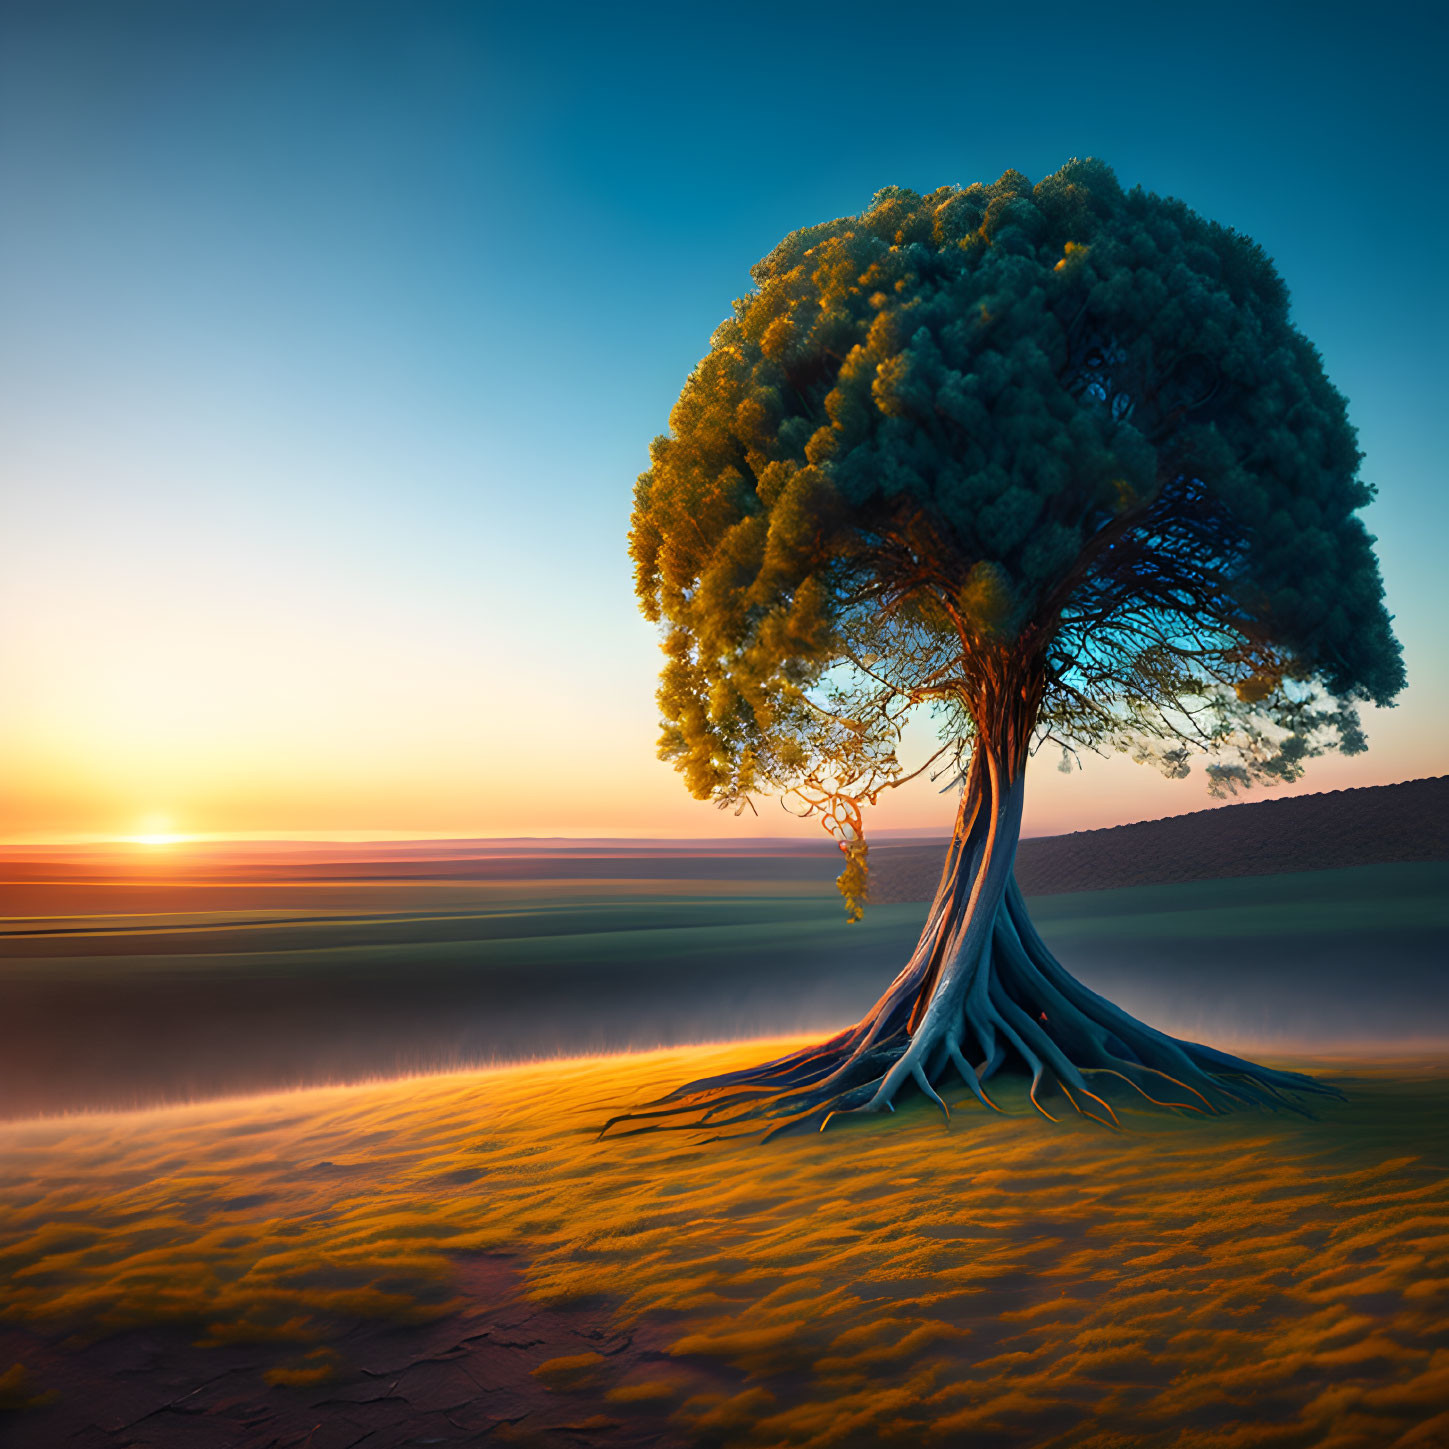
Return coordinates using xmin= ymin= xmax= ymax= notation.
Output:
xmin=2 ymin=0 xmax=1445 ymax=844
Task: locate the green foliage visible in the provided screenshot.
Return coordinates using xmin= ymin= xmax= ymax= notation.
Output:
xmin=629 ymin=159 xmax=1404 ymax=898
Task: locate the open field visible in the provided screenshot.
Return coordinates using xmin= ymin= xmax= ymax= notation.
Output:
xmin=2 ymin=856 xmax=1445 ymax=1117
xmin=1 ymin=1042 xmax=1447 ymax=1447
xmin=1 ymin=842 xmax=1446 ymax=1443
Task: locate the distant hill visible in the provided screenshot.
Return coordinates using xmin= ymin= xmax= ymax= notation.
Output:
xmin=867 ymin=776 xmax=1449 ymax=903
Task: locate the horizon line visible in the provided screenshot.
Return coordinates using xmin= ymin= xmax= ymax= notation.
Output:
xmin=2 ymin=773 xmax=1441 ymax=851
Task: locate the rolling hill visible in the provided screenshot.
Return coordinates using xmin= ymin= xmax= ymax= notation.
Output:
xmin=868 ymin=775 xmax=1449 ymax=902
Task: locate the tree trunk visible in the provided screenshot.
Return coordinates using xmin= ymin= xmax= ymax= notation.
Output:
xmin=602 ymin=747 xmax=1339 ymax=1142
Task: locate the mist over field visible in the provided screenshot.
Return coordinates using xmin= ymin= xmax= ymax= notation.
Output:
xmin=3 ymin=825 xmax=1444 ymax=1119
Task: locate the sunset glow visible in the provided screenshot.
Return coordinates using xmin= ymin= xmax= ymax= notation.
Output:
xmin=121 ymin=815 xmax=189 ymax=847
xmin=0 ymin=3 xmax=1443 ymax=847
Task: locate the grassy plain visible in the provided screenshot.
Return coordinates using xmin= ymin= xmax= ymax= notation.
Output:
xmin=1 ymin=1044 xmax=1447 ymax=1447
xmin=1029 ymin=862 xmax=1449 ymax=941
xmin=1 ymin=852 xmax=1446 ymax=1444
xmin=3 ymin=859 xmax=1446 ymax=1116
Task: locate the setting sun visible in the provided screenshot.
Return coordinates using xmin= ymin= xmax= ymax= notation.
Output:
xmin=126 ymin=815 xmax=187 ymax=847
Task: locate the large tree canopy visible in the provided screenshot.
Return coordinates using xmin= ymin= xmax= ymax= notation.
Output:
xmin=631 ymin=158 xmax=1401 ymax=907
xmin=618 ymin=161 xmax=1403 ymax=1139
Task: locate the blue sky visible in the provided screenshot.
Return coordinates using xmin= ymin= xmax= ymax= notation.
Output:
xmin=1 ymin=0 xmax=1444 ymax=840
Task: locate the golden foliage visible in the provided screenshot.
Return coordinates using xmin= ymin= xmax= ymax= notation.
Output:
xmin=1053 ymin=240 xmax=1089 ymax=272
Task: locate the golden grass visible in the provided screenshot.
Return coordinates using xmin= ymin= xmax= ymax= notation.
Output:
xmin=2 ymin=1041 xmax=1447 ymax=1446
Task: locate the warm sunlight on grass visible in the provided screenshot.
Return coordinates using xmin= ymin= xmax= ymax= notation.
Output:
xmin=2 ymin=1043 xmax=1447 ymax=1445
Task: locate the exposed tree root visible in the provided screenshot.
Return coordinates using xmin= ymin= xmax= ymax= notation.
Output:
xmin=599 ymin=766 xmax=1343 ymax=1145
xmin=598 ymin=872 xmax=1341 ymax=1144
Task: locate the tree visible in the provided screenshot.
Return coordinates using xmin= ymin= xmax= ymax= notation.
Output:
xmin=618 ymin=160 xmax=1404 ymax=1139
